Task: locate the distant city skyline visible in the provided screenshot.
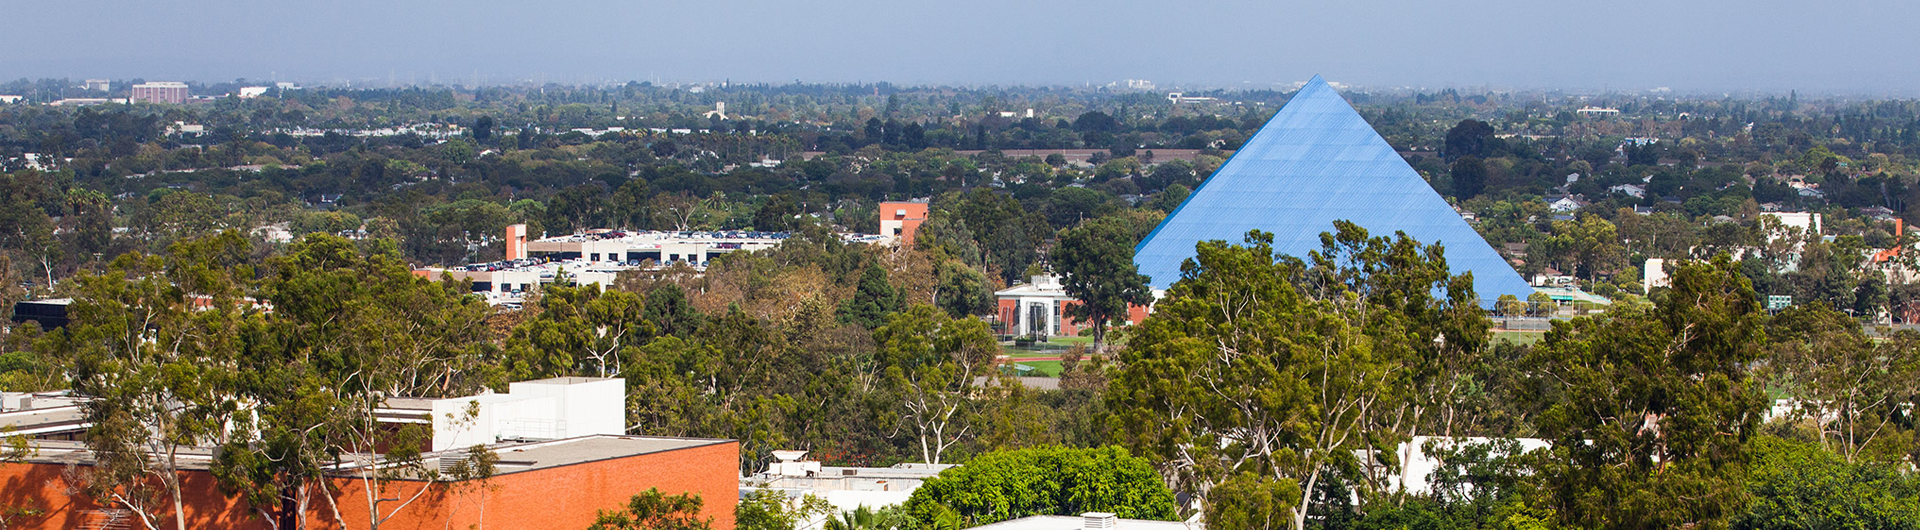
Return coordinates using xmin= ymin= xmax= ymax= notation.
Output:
xmin=5 ymin=0 xmax=1918 ymax=96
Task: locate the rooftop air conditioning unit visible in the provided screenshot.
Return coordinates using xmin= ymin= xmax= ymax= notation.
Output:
xmin=1082 ymin=512 xmax=1118 ymax=529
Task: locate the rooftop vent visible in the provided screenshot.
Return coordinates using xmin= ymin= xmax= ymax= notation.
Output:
xmin=1082 ymin=512 xmax=1117 ymax=529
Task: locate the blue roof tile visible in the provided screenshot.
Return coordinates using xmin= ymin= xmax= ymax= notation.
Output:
xmin=1134 ymin=76 xmax=1533 ymax=303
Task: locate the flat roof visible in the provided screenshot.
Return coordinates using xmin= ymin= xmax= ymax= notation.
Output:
xmin=516 ymin=376 xmax=620 ymax=385
xmin=811 ymin=464 xmax=951 ymax=480
xmin=0 ymin=405 xmax=86 ymax=436
xmin=13 ymin=435 xmax=731 ymax=477
xmin=489 ymin=435 xmax=728 ymax=474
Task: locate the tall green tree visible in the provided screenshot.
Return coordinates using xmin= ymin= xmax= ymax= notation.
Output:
xmin=1766 ymin=304 xmax=1920 ymax=463
xmin=1451 ymin=156 xmax=1488 ymax=200
xmin=1051 ymin=217 xmax=1152 ymax=352
xmin=1521 ymin=256 xmax=1768 ymax=530
xmin=901 ymin=446 xmax=1177 ymax=528
xmin=241 ymin=234 xmax=502 ymax=529
xmin=735 ymin=489 xmax=831 ymax=530
xmin=1110 ymin=224 xmax=1487 ymax=530
xmin=1735 ymin=436 xmax=1920 ymax=530
xmin=1110 ymin=230 xmax=1383 ymax=530
xmin=873 ymin=305 xmax=999 ymax=465
xmin=839 ymin=263 xmax=901 ymax=329
xmin=506 ymin=283 xmax=649 ymax=379
xmin=588 ymin=489 xmax=713 ymax=530
xmin=1443 ymin=119 xmax=1496 ymax=160
xmin=60 ymin=231 xmax=255 ymax=530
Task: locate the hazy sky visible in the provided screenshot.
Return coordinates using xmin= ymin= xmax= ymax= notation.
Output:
xmin=6 ymin=0 xmax=1917 ymax=94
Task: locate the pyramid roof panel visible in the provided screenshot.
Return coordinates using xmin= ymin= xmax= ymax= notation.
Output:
xmin=1134 ymin=76 xmax=1533 ymax=303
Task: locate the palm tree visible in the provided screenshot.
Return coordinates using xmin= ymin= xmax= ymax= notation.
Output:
xmin=825 ymin=505 xmax=911 ymax=530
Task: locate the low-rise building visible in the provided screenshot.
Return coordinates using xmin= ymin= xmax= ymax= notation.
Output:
xmin=1 ymin=377 xmax=740 ymax=529
xmin=418 ymin=224 xmax=888 ymax=306
xmin=879 ymin=199 xmax=929 ymax=243
xmin=166 ymin=121 xmax=205 ymax=135
xmin=49 ymin=98 xmax=114 ymax=106
xmin=1548 ymin=195 xmax=1587 ymax=213
xmin=993 ymin=275 xmax=1153 ymax=339
xmin=0 ymin=435 xmax=740 ymax=530
xmin=746 ymin=450 xmax=953 ymax=514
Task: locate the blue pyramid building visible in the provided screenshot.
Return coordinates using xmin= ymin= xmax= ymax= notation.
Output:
xmin=1134 ymin=76 xmax=1532 ymax=303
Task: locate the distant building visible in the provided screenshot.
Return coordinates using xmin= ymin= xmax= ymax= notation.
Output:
xmin=1762 ymin=212 xmax=1821 ymax=237
xmin=1610 ymin=184 xmax=1646 ymax=198
xmin=1166 ymin=92 xmax=1217 ymax=104
xmin=0 ymin=95 xmax=21 ymax=104
xmin=879 ymin=199 xmax=929 ymax=243
xmin=1644 ymin=258 xmax=1670 ymax=292
xmin=166 ymin=121 xmax=205 ymax=136
xmin=1131 ymin=76 xmax=1532 ymax=306
xmin=1860 ymin=206 xmax=1898 ymax=221
xmin=237 ymin=86 xmax=271 ymax=98
xmin=49 ymin=98 xmax=113 ymax=106
xmin=82 ymin=79 xmax=110 ymax=92
xmin=993 ymin=275 xmax=1152 ymax=339
xmin=10 ymin=299 xmax=72 ymax=329
xmin=1549 ymin=196 xmax=1587 ymax=212
xmin=1533 ymin=285 xmax=1613 ymax=308
xmin=746 ymin=450 xmax=953 ymax=513
xmin=1392 ymin=437 xmax=1551 ymax=496
xmin=1575 ymin=106 xmax=1620 ymax=116
xmin=131 ymin=81 xmax=190 ymax=104
xmin=420 ymin=225 xmax=888 ymax=306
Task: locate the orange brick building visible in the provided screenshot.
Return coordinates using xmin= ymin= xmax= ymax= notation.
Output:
xmin=0 ymin=436 xmax=739 ymax=530
xmin=879 ymin=200 xmax=929 ymax=244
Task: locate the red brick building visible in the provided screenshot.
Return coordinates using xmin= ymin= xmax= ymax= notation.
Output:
xmin=994 ymin=275 xmax=1153 ymax=338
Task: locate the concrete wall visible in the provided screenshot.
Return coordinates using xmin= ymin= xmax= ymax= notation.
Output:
xmin=430 ymin=378 xmax=625 ymax=451
xmin=508 ymin=378 xmax=625 ymax=441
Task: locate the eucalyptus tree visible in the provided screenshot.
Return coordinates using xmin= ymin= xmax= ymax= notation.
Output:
xmin=1108 ymin=224 xmax=1490 ymax=530
xmin=61 ymin=231 xmax=256 ymax=530
xmin=1520 ymin=256 xmax=1768 ymax=529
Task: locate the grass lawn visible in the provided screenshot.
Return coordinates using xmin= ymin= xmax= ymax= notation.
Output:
xmin=1010 ymin=360 xmax=1064 ymax=377
xmin=1493 ymin=330 xmax=1546 ymax=346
